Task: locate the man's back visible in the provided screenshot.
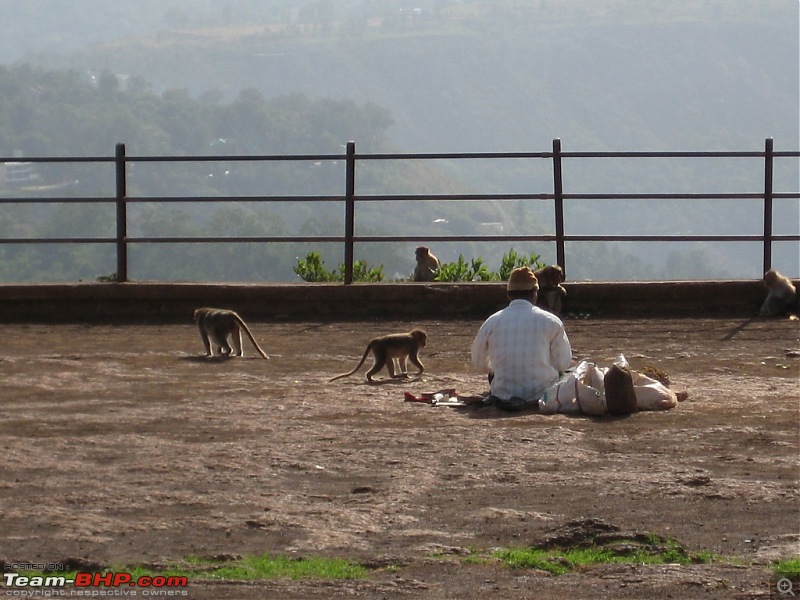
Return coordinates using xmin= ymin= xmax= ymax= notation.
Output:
xmin=472 ymin=299 xmax=572 ymax=401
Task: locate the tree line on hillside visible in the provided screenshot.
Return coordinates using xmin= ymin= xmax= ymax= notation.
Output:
xmin=0 ymin=64 xmax=392 ymax=172
xmin=0 ymin=64 xmax=773 ymax=282
xmin=0 ymin=64 xmax=480 ymax=282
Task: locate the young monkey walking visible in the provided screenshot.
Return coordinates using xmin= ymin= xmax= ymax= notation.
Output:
xmin=329 ymin=329 xmax=427 ymax=382
xmin=193 ymin=307 xmax=269 ymax=359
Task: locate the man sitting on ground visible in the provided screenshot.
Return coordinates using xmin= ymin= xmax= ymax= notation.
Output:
xmin=471 ymin=266 xmax=573 ymax=409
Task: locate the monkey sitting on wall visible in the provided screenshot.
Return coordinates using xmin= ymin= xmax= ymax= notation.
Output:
xmin=534 ymin=265 xmax=567 ymax=315
xmin=759 ymin=269 xmax=798 ymax=317
xmin=329 ymin=330 xmax=427 ymax=383
xmin=193 ymin=307 xmax=269 ymax=359
xmin=412 ymin=246 xmax=441 ymax=282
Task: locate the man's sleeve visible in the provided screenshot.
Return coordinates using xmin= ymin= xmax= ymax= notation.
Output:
xmin=551 ymin=328 xmax=573 ymax=373
xmin=471 ymin=321 xmax=492 ymax=373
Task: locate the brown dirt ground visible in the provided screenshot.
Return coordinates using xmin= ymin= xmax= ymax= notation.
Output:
xmin=0 ymin=316 xmax=798 ymax=599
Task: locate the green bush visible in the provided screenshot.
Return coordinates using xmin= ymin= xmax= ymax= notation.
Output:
xmin=497 ymin=249 xmax=544 ymax=281
xmin=294 ymin=249 xmax=544 ymax=283
xmin=349 ymin=259 xmax=384 ymax=282
xmin=435 ymin=254 xmax=493 ymax=282
xmin=293 ymin=251 xmax=333 ymax=282
xmin=436 ymin=250 xmax=545 ymax=282
xmin=293 ymin=252 xmax=383 ymax=282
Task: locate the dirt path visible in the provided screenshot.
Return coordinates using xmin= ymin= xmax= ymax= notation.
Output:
xmin=0 ymin=317 xmax=798 ymax=599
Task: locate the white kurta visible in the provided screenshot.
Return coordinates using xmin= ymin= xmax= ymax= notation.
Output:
xmin=471 ymin=299 xmax=573 ymax=402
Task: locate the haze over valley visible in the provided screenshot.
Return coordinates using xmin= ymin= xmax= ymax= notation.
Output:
xmin=0 ymin=0 xmax=797 ymax=282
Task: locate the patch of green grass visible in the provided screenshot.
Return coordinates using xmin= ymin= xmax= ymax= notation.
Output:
xmin=200 ymin=554 xmax=367 ymax=580
xmin=492 ymin=537 xmax=714 ymax=576
xmin=494 ymin=548 xmax=572 ymax=575
xmin=774 ymin=557 xmax=800 ymax=579
xmin=461 ymin=553 xmax=491 ymax=566
xmin=13 ymin=541 xmax=743 ymax=585
xmin=21 ymin=553 xmax=367 ymax=583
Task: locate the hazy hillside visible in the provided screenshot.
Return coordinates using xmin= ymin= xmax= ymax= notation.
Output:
xmin=25 ymin=1 xmax=795 ymax=153
xmin=1 ymin=0 xmax=797 ymax=281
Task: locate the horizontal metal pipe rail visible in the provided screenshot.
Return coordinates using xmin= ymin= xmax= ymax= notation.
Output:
xmin=0 ymin=139 xmax=797 ymax=284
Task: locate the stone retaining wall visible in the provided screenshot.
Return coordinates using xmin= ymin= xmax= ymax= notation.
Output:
xmin=0 ymin=280 xmax=776 ymax=322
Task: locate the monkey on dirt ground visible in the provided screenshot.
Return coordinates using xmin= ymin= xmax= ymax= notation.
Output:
xmin=329 ymin=330 xmax=427 ymax=383
xmin=193 ymin=307 xmax=269 ymax=359
xmin=534 ymin=265 xmax=567 ymax=315
xmin=759 ymin=269 xmax=798 ymax=318
xmin=412 ymin=246 xmax=441 ymax=282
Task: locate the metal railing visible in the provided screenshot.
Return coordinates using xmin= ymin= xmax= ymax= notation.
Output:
xmin=0 ymin=138 xmax=797 ymax=284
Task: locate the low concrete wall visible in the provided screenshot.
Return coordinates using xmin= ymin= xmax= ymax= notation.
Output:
xmin=0 ymin=280 xmax=772 ymax=322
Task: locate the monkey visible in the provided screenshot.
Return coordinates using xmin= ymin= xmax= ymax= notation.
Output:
xmin=193 ymin=307 xmax=269 ymax=359
xmin=534 ymin=265 xmax=567 ymax=314
xmin=329 ymin=329 xmax=427 ymax=382
xmin=759 ymin=269 xmax=798 ymax=317
xmin=412 ymin=246 xmax=441 ymax=282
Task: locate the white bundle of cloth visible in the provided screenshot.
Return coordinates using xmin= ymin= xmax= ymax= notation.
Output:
xmin=539 ymin=356 xmax=678 ymax=416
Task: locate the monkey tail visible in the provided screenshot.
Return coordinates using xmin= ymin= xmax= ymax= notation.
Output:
xmin=233 ymin=314 xmax=270 ymax=359
xmin=328 ymin=345 xmax=372 ymax=382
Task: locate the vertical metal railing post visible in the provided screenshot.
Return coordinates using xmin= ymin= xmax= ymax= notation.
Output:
xmin=552 ymin=138 xmax=566 ymax=272
xmin=762 ymin=137 xmax=774 ymax=275
xmin=344 ymin=141 xmax=356 ymax=285
xmin=115 ymin=142 xmax=128 ymax=283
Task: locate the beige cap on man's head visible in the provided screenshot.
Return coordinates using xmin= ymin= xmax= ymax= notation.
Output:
xmin=507 ymin=266 xmax=539 ymax=291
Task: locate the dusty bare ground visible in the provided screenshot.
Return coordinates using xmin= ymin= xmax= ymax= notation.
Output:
xmin=0 ymin=316 xmax=798 ymax=599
